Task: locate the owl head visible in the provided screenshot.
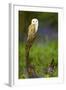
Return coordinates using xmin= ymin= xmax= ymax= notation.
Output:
xmin=31 ymin=18 xmax=39 ymax=32
xmin=31 ymin=18 xmax=38 ymax=25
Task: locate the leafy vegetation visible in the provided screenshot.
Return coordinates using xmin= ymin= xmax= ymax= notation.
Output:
xmin=19 ymin=40 xmax=58 ymax=79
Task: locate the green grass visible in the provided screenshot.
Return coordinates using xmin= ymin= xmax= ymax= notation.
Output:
xmin=19 ymin=40 xmax=58 ymax=79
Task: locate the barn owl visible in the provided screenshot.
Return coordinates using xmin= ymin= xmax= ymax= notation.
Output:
xmin=27 ymin=18 xmax=39 ymax=41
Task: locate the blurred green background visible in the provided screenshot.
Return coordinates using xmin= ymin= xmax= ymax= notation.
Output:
xmin=18 ymin=11 xmax=58 ymax=79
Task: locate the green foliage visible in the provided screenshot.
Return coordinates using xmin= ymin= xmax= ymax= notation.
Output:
xmin=19 ymin=40 xmax=58 ymax=79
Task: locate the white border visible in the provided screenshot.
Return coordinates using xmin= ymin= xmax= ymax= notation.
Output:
xmin=10 ymin=4 xmax=64 ymax=86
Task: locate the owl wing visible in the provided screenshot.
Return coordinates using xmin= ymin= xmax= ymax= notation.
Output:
xmin=28 ymin=24 xmax=35 ymax=35
xmin=27 ymin=24 xmax=35 ymax=41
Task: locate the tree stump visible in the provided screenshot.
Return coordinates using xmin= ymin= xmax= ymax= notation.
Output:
xmin=25 ymin=33 xmax=37 ymax=78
